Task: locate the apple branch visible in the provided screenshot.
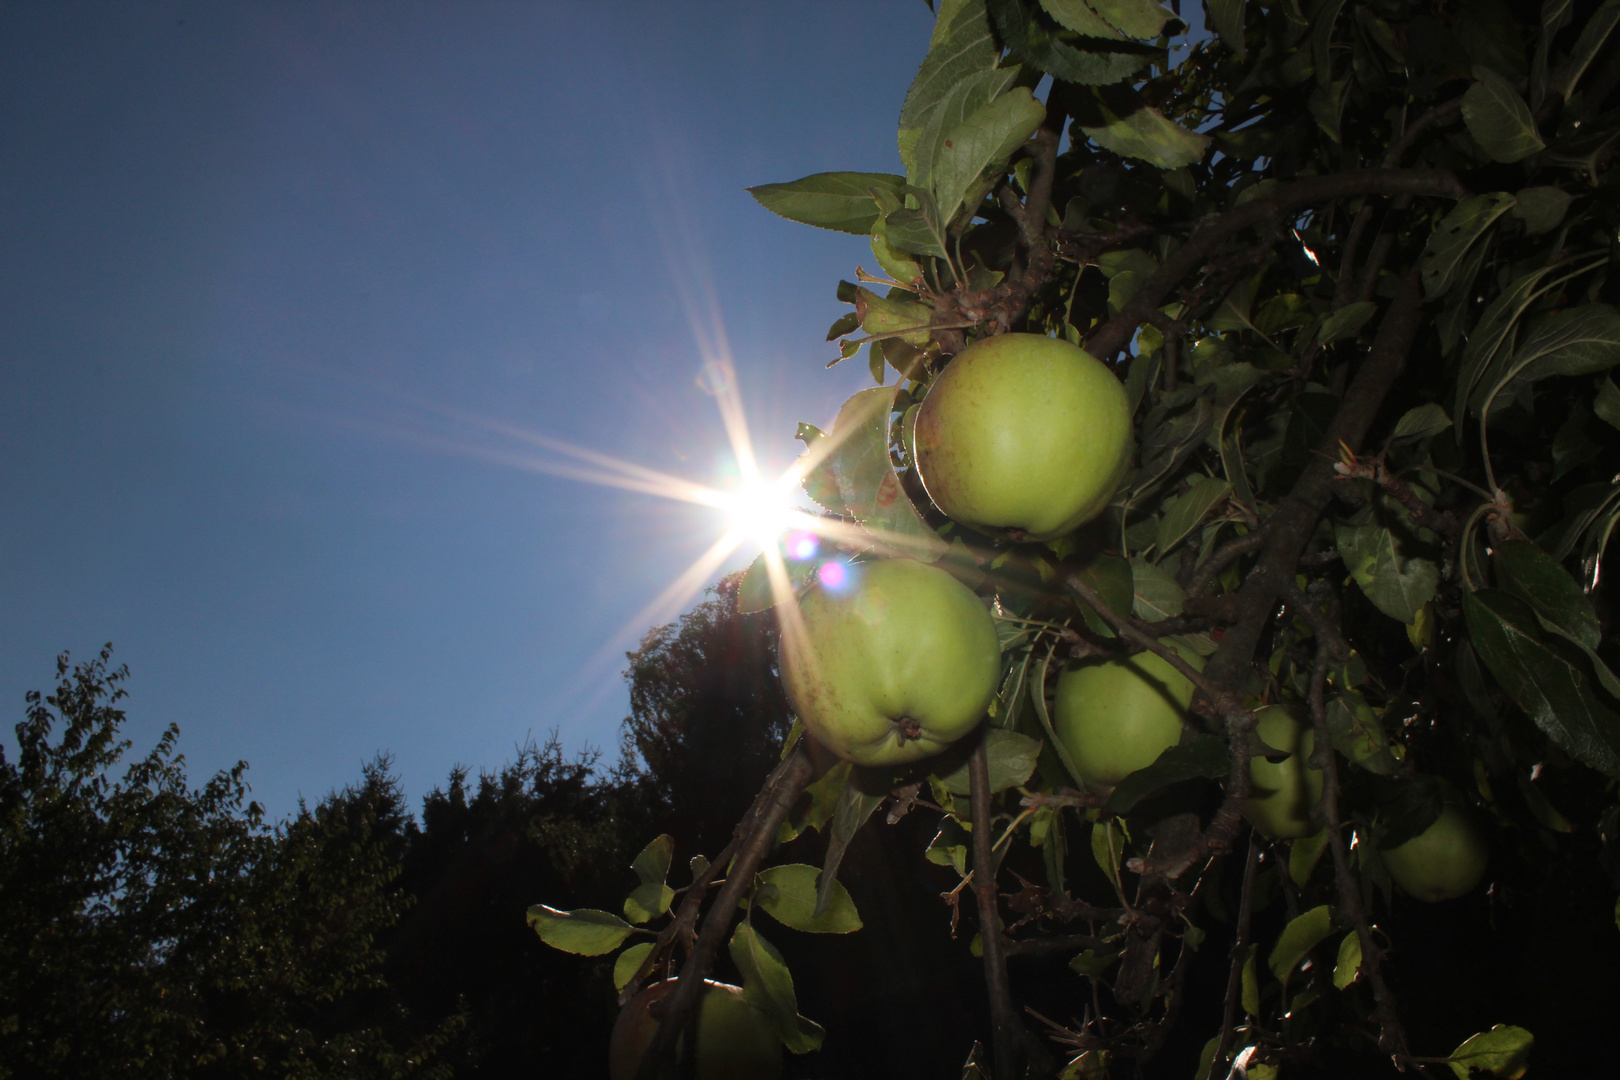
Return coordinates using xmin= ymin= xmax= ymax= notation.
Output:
xmin=1300 ymin=593 xmax=1414 ymax=1067
xmin=969 ymin=735 xmax=1026 ymax=1080
xmin=633 ymin=744 xmax=814 ymax=1080
xmin=1085 ymin=170 xmax=1463 ymax=364
xmin=1214 ymin=838 xmax=1261 ymax=1074
xmin=1199 ymin=263 xmax=1429 ymax=701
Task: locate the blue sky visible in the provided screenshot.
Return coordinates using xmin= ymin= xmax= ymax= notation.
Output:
xmin=0 ymin=1 xmax=929 ymax=818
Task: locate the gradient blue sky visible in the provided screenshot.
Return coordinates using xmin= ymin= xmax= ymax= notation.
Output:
xmin=1 ymin=1 xmax=931 ymax=818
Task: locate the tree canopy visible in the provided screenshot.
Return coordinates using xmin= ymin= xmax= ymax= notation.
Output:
xmin=532 ymin=0 xmax=1620 ymax=1077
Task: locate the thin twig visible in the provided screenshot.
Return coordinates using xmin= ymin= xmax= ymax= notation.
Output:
xmin=1214 ymin=838 xmax=1261 ymax=1073
xmin=634 ymin=745 xmax=815 ymax=1080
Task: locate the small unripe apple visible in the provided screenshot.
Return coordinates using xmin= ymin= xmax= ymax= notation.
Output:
xmin=609 ymin=979 xmax=782 ymax=1080
xmin=1243 ymin=706 xmax=1324 ymax=839
xmin=1380 ymin=800 xmax=1490 ymax=902
xmin=914 ymin=333 xmax=1133 ymax=540
xmin=1054 ymin=645 xmax=1200 ymax=791
xmin=780 ymin=558 xmax=1001 ymax=767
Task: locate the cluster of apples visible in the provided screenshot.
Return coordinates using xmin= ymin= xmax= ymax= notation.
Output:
xmin=613 ymin=334 xmax=1485 ymax=1077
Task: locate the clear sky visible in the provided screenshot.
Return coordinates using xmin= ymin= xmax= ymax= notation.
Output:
xmin=0 ymin=1 xmax=929 ymax=819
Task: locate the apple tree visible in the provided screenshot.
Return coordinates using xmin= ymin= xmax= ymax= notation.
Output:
xmin=532 ymin=0 xmax=1620 ymax=1075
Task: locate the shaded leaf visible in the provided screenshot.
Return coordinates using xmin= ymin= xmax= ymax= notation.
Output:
xmin=1039 ymin=0 xmax=1127 ymax=38
xmin=938 ymin=728 xmax=1043 ymax=795
xmin=1336 ymin=524 xmax=1439 ymax=624
xmin=1155 ymin=476 xmax=1232 ymax=556
xmin=737 ymin=552 xmax=778 ymax=615
xmin=1390 ymin=403 xmax=1452 ymax=442
xmin=526 ymin=905 xmax=636 ymax=956
xmin=1289 ymin=829 xmax=1328 ymax=888
xmin=1332 ymin=932 xmax=1361 ymax=990
xmin=1106 ymin=734 xmax=1229 ymax=813
xmin=748 ymin=173 xmax=908 ymax=234
xmin=900 ymin=0 xmax=1001 ymax=130
xmin=1269 ymin=904 xmax=1333 ymax=982
xmin=1511 ymin=186 xmax=1572 ymax=235
xmin=1314 ymin=301 xmax=1377 ymax=347
xmin=1420 ymin=193 xmax=1515 ymax=299
xmin=755 ymin=864 xmax=863 ymax=933
xmin=1464 ymin=589 xmax=1620 ymax=778
xmin=729 ymin=922 xmax=825 ymax=1053
xmin=1208 ymin=0 xmax=1246 ymax=58
xmin=1462 ymin=68 xmax=1545 ymax=162
xmin=1481 ymin=305 xmax=1620 ymax=415
xmin=818 ymin=767 xmax=886 ymax=916
xmin=1075 ymin=86 xmax=1211 ymax=168
xmin=930 ymin=87 xmax=1048 ymax=224
xmin=1493 ymin=540 xmax=1601 ymax=649
xmin=1455 ymin=261 xmax=1566 ymax=424
xmin=1087 ymin=0 xmax=1171 ymax=38
xmin=824 ymin=387 xmax=948 ymax=559
xmin=1549 ymin=0 xmax=1620 ymax=101
xmin=990 ymin=0 xmax=1152 ymax=85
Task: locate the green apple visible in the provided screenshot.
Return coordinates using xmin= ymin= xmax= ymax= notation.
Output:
xmin=1054 ymin=645 xmax=1201 ymax=791
xmin=609 ymin=979 xmax=782 ymax=1080
xmin=914 ymin=332 xmax=1133 ymax=540
xmin=1380 ymin=800 xmax=1490 ymax=902
xmin=1243 ymin=706 xmax=1324 ymax=839
xmin=780 ymin=558 xmax=1001 ymax=767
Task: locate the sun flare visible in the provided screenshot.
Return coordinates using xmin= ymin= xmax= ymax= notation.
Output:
xmin=722 ymin=475 xmax=804 ymax=551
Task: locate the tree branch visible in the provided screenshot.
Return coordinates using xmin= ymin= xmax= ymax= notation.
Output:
xmin=1085 ymin=171 xmax=1462 ymax=363
xmin=1199 ymin=263 xmax=1429 ymax=700
xmin=1214 ymin=838 xmax=1260 ymax=1074
xmin=634 ymin=745 xmax=815 ymax=1080
xmin=970 ymin=734 xmax=1025 ymax=1080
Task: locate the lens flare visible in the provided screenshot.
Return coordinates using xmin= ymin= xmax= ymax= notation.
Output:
xmin=784 ymin=530 xmax=819 ymax=561
xmin=817 ymin=560 xmax=850 ymax=591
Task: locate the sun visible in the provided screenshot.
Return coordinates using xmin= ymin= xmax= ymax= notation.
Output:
xmin=722 ymin=474 xmax=804 ymax=551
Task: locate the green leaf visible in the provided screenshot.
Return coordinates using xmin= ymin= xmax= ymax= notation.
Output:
xmin=1268 ymin=904 xmax=1334 ymax=982
xmin=1155 ymin=476 xmax=1233 ymax=556
xmin=747 ymin=173 xmax=908 ymax=234
xmin=1464 ymin=589 xmax=1620 ymax=778
xmin=1446 ymin=1024 xmax=1534 ymax=1080
xmin=1483 ymin=306 xmax=1620 ymax=413
xmin=613 ymin=941 xmax=654 ymax=991
xmin=1420 ymin=193 xmax=1516 ymax=299
xmin=1207 ymin=0 xmax=1246 ymax=58
xmin=1075 ymin=86 xmax=1211 ymax=169
xmin=989 ymin=0 xmax=1152 ymax=85
xmin=1549 ymin=0 xmax=1620 ymax=101
xmin=909 ymin=66 xmax=1023 ymax=193
xmin=1462 ymin=68 xmax=1546 ymax=163
xmin=817 ymin=767 xmax=886 ymax=916
xmin=1091 ymin=818 xmax=1127 ymax=898
xmin=624 ymin=834 xmax=676 ymax=924
xmin=901 ymin=0 xmax=1001 ymax=131
xmin=526 ymin=905 xmax=636 ymax=956
xmin=1493 ymin=540 xmax=1602 ymax=649
xmin=1069 ymin=947 xmax=1121 ymax=977
xmin=938 ymin=729 xmax=1043 ymax=795
xmin=1086 ymin=0 xmax=1171 ymax=39
xmin=1511 ymin=186 xmax=1572 ymax=235
xmin=929 ymin=87 xmax=1048 ymax=225
xmin=1039 ymin=0 xmax=1127 ymax=39
xmin=1071 ymin=552 xmax=1135 ymax=637
xmin=1335 ymin=524 xmax=1439 ymax=625
xmin=1390 ymin=403 xmax=1452 ymax=442
xmin=1289 ymin=829 xmax=1328 ymax=888
xmin=1332 ymin=931 xmax=1361 ymax=990
xmin=1240 ymin=944 xmax=1260 ymax=1015
xmin=883 ymin=187 xmax=952 ymax=259
xmin=824 ymin=387 xmax=948 ymax=559
xmin=1596 ymin=378 xmax=1620 ymax=429
xmin=1455 ymin=261 xmax=1567 ymax=425
xmin=736 ymin=552 xmax=777 ymax=614
xmin=826 ymin=311 xmax=861 ymax=341
xmin=1130 ymin=557 xmax=1186 ymax=620
xmin=1106 ymin=734 xmax=1230 ymax=813
xmin=755 ymin=864 xmax=863 ymax=934
xmin=856 ymin=286 xmax=933 ymax=347
xmin=1326 ymin=690 xmax=1401 ymax=775
xmin=729 ymin=922 xmax=825 ymax=1053
xmin=1313 ymin=301 xmax=1377 ymax=348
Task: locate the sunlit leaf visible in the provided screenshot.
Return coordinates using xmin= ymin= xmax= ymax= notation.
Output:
xmin=755 ymin=864 xmax=863 ymax=933
xmin=729 ymin=922 xmax=825 ymax=1053
xmin=1446 ymin=1024 xmax=1534 ymax=1080
xmin=526 ymin=905 xmax=636 ymax=956
xmin=613 ymin=941 xmax=654 ymax=991
xmin=624 ymin=833 xmax=676 ymax=924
